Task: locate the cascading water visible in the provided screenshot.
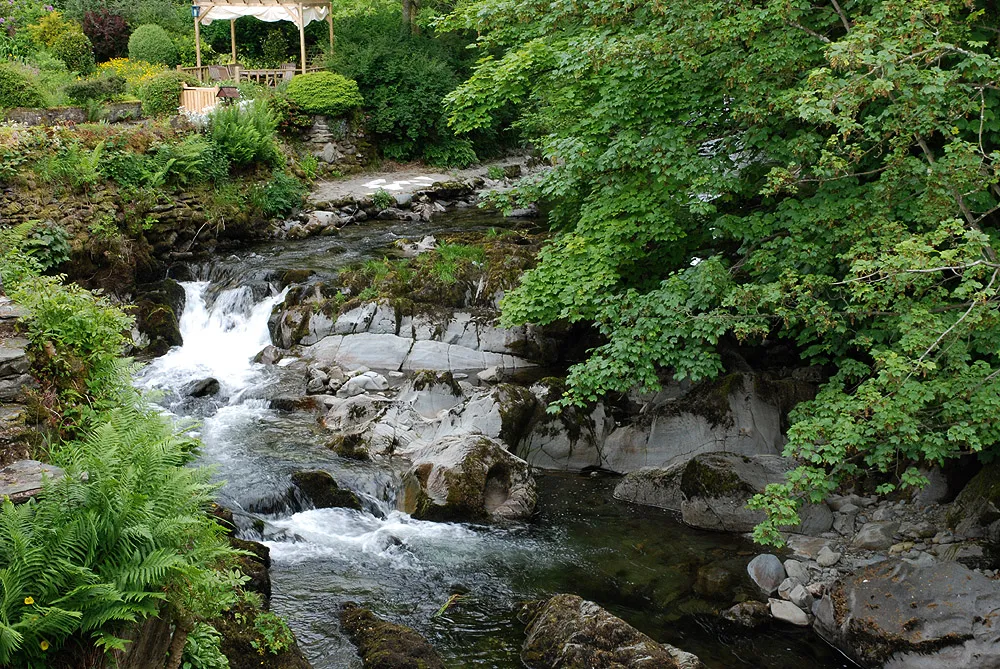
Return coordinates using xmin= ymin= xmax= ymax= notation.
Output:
xmin=136 ymin=216 xmax=855 ymax=668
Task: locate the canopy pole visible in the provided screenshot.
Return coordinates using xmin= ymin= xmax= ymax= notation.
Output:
xmin=327 ymin=11 xmax=334 ymax=55
xmin=298 ymin=4 xmax=307 ymax=74
xmin=194 ymin=10 xmax=202 ymax=79
xmin=230 ymin=18 xmax=237 ymax=64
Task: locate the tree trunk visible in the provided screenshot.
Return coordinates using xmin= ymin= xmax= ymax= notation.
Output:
xmin=164 ymin=618 xmax=193 ymax=669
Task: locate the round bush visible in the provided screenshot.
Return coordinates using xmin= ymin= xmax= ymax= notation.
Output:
xmin=285 ymin=71 xmax=363 ymax=117
xmin=128 ymin=24 xmax=179 ymax=67
xmin=52 ymin=28 xmax=96 ymax=74
xmin=138 ymin=71 xmax=187 ymax=116
xmin=0 ymin=65 xmax=46 ymax=109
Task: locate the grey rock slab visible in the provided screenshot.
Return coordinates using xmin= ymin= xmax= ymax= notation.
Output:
xmin=784 ymin=559 xmax=810 ymax=584
xmin=768 ymin=598 xmax=810 ymax=626
xmin=853 ymin=521 xmax=900 ymax=550
xmin=815 ymin=559 xmax=1000 ymax=668
xmin=0 ymin=460 xmax=65 ymax=503
xmin=613 ymin=464 xmax=686 ymax=512
xmin=816 ymin=546 xmax=842 ymax=567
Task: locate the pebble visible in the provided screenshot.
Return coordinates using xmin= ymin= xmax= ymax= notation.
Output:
xmin=769 ymin=598 xmax=810 ymax=626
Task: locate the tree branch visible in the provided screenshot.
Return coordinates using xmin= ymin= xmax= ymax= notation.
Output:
xmin=831 ymin=0 xmax=851 ymax=32
xmin=787 ymin=21 xmax=831 ymax=44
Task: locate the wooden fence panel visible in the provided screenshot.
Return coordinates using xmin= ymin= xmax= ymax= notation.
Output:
xmin=180 ymin=87 xmax=219 ymax=114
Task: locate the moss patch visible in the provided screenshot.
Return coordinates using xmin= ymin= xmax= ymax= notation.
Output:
xmin=339 ymin=602 xmax=445 ymax=669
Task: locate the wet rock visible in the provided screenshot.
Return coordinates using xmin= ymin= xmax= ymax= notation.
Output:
xmin=815 ymin=559 xmax=1000 ymax=668
xmin=340 ymin=603 xmax=444 ymax=668
xmin=949 ymin=461 xmax=1000 ymax=538
xmin=184 ymin=377 xmax=220 ymax=398
xmin=229 ymin=536 xmax=272 ymax=603
xmin=516 ymin=379 xmax=614 ymax=472
xmin=612 ymin=463 xmax=686 ymax=512
xmin=768 ymin=598 xmax=810 ymax=626
xmin=291 ymin=471 xmax=362 ymax=511
xmin=399 ymin=435 xmax=536 ymax=523
xmin=852 ymin=521 xmax=899 ymax=550
xmin=694 ymin=564 xmax=737 ymax=600
xmin=911 ymin=466 xmax=950 ymax=506
xmin=721 ymin=601 xmax=770 ymax=629
xmin=747 ymin=554 xmax=785 ymax=594
xmin=786 ymin=583 xmax=813 ymax=611
xmin=254 ymin=345 xmax=284 ymax=365
xmin=679 ymin=453 xmax=833 ymax=534
xmin=520 ymin=594 xmax=703 ymax=669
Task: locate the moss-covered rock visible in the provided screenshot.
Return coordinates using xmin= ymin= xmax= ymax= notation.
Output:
xmin=519 ymin=594 xmax=702 ymax=669
xmin=326 ymin=432 xmax=372 ymax=461
xmin=339 ymin=602 xmax=445 ymax=669
xmin=399 ymin=435 xmax=536 ymax=523
xmin=291 ymin=470 xmax=362 ymax=510
xmin=949 ymin=461 xmax=1000 ymax=538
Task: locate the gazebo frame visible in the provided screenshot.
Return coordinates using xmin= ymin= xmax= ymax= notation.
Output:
xmin=192 ymin=0 xmax=334 ymax=76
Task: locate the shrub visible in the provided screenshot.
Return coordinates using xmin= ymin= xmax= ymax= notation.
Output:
xmin=249 ymin=170 xmax=305 ymax=218
xmin=137 ymin=70 xmax=187 ymax=116
xmin=269 ymin=93 xmax=312 ymax=135
xmin=0 ymin=63 xmax=46 ymax=108
xmin=128 ymin=23 xmax=178 ymax=66
xmin=82 ymin=9 xmax=129 ymax=62
xmin=65 ymin=73 xmax=126 ymax=103
xmin=97 ymin=57 xmax=166 ymax=93
xmin=51 ymin=26 xmax=95 ymax=73
xmin=26 ymin=10 xmax=75 ymax=48
xmin=208 ymin=100 xmax=280 ymax=167
xmin=21 ymin=220 xmax=71 ymax=270
xmin=154 ymin=136 xmax=231 ymax=186
xmin=285 ymin=71 xmax=363 ymax=117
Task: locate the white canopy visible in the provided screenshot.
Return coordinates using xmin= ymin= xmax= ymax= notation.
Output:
xmin=200 ymin=3 xmax=329 ymax=26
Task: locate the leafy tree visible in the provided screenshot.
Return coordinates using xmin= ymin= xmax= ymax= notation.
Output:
xmin=82 ymin=9 xmax=130 ymax=63
xmin=444 ymin=0 xmax=1000 ymax=544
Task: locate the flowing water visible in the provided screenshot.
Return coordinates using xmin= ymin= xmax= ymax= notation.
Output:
xmin=138 ymin=211 xmax=856 ymax=668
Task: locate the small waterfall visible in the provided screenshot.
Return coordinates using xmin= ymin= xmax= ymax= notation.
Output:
xmin=141 ymin=281 xmax=287 ymax=397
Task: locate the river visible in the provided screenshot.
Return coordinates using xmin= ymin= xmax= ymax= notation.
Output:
xmin=137 ymin=210 xmax=855 ymax=668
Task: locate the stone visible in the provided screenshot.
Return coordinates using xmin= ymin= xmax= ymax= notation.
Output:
xmin=184 ymin=377 xmax=220 ymax=398
xmin=306 ymin=377 xmax=326 ymax=394
xmin=0 ymin=460 xmax=65 ymax=503
xmin=816 ymin=546 xmax=841 ymax=567
xmin=787 ymin=583 xmax=813 ymax=611
xmin=0 ymin=374 xmax=35 ymax=402
xmin=693 ymin=564 xmax=736 ymax=600
xmin=339 ymin=603 xmax=444 ymax=669
xmin=721 ymin=601 xmax=770 ymax=629
xmin=900 ymin=519 xmax=936 ymax=539
xmin=291 ymin=471 xmax=362 ymax=511
xmin=911 ymin=466 xmax=950 ymax=506
xmin=747 ymin=554 xmax=786 ymax=594
xmin=949 ymin=462 xmax=1000 ymax=538
xmin=786 ymin=535 xmax=833 ymax=560
xmin=477 ymin=366 xmax=500 ymax=383
xmin=777 ymin=577 xmax=800 ymax=601
xmin=678 ymin=452 xmax=833 ymax=533
xmin=612 ymin=463 xmax=686 ymax=512
xmin=520 ymin=594 xmax=702 ymax=669
xmin=768 ymin=598 xmax=810 ymax=626
xmin=872 ymin=505 xmax=896 ymax=521
xmin=783 ymin=559 xmax=810 ymax=584
xmin=852 ymin=521 xmax=900 ymax=550
xmin=253 ymin=345 xmax=283 ymax=365
xmin=399 ymin=435 xmax=536 ymax=523
xmin=828 ymin=494 xmax=864 ymax=511
xmin=814 ymin=559 xmax=1000 ymax=668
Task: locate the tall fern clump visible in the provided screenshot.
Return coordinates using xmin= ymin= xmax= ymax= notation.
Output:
xmin=0 ymin=404 xmax=242 ymax=666
xmin=0 ymin=232 xmax=245 ymax=666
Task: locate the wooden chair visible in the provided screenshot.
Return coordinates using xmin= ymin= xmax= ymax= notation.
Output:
xmin=207 ymin=65 xmax=231 ymax=82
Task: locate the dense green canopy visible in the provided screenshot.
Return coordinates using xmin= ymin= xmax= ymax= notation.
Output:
xmin=443 ymin=0 xmax=1000 ymax=542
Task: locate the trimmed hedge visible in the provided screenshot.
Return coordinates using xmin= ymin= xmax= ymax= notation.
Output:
xmin=128 ymin=24 xmax=179 ymax=67
xmin=138 ymin=71 xmax=187 ymax=116
xmin=0 ymin=65 xmax=46 ymax=109
xmin=285 ymin=71 xmax=363 ymax=117
xmin=65 ymin=74 xmax=126 ymax=103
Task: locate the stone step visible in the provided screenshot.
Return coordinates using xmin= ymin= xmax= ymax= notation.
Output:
xmin=0 ymin=459 xmax=65 ymax=503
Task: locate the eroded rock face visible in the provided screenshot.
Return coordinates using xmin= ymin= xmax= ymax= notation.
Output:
xmin=520 ymin=594 xmax=703 ymax=669
xmin=814 ymin=559 xmax=1000 ymax=668
xmin=339 ymin=603 xmax=444 ymax=669
xmin=399 ymin=435 xmax=536 ymax=522
xmin=613 ymin=463 xmax=687 ymax=511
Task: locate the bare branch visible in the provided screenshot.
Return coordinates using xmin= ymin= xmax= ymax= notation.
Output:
xmin=831 ymin=0 xmax=851 ymax=32
xmin=787 ymin=21 xmax=831 ymax=44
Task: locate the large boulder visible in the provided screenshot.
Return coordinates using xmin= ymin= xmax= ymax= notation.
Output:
xmin=339 ymin=603 xmax=444 ymax=669
xmin=399 ymin=435 xmax=536 ymax=522
xmin=613 ymin=463 xmax=686 ymax=511
xmin=520 ymin=594 xmax=703 ymax=669
xmin=813 ymin=559 xmax=1000 ymax=668
xmin=678 ymin=453 xmax=832 ymax=534
xmin=291 ymin=470 xmax=362 ymax=511
xmin=949 ymin=461 xmax=1000 ymax=539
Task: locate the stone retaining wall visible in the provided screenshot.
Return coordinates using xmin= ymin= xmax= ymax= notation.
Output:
xmin=3 ymin=102 xmax=144 ymax=125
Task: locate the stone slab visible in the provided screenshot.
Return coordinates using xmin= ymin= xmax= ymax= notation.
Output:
xmin=0 ymin=460 xmax=65 ymax=503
